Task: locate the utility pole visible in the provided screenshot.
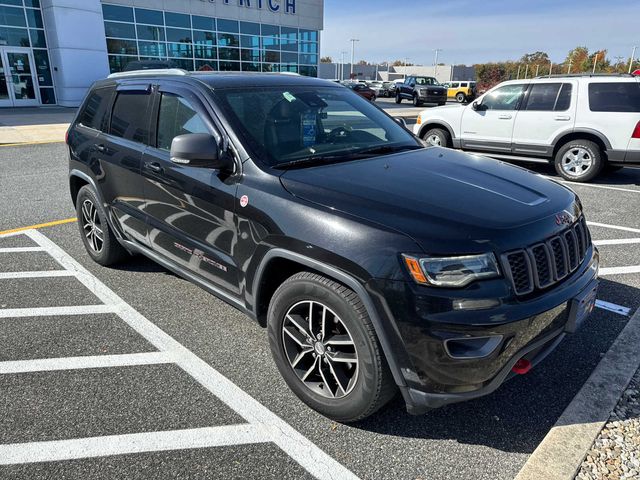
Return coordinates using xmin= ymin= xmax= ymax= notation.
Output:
xmin=340 ymin=51 xmax=347 ymax=80
xmin=535 ymin=64 xmax=540 ymax=77
xmin=433 ymin=49 xmax=442 ymax=77
xmin=549 ymin=62 xmax=553 ymax=77
xmin=349 ymin=39 xmax=359 ymax=79
xmin=630 ymin=46 xmax=637 ymax=74
xmin=567 ymin=57 xmax=572 ymax=74
xmin=516 ymin=65 xmax=521 ymax=79
xmin=524 ymin=64 xmax=529 ymax=79
xmin=592 ymin=53 xmax=599 ymax=74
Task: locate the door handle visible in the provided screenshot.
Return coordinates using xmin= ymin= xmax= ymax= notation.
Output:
xmin=555 ymin=115 xmax=571 ymax=121
xmin=144 ymin=162 xmax=163 ymax=173
xmin=498 ymin=114 xmax=513 ymax=120
xmin=95 ymin=144 xmax=106 ymax=153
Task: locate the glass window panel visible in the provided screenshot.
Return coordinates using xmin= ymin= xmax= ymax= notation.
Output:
xmin=165 ymin=12 xmax=189 ymax=28
xmin=29 ymin=28 xmax=45 ymax=47
xmin=280 ymin=26 xmax=297 ymax=41
xmin=0 ymin=6 xmax=26 ymax=27
xmin=108 ymin=55 xmax=135 ymax=74
xmin=78 ymin=87 xmax=113 ymax=131
xmin=240 ymin=48 xmax=260 ymax=62
xmin=196 ymin=60 xmax=217 ymax=71
xmin=219 ymin=60 xmax=240 ymax=71
xmin=166 ymin=27 xmax=191 ymax=43
xmin=169 ymin=58 xmax=193 ymax=71
xmin=192 ymin=15 xmax=215 ymax=31
xmin=524 ymin=83 xmax=562 ymax=111
xmin=0 ymin=26 xmax=28 ymax=46
xmin=105 ymin=21 xmax=136 ymax=39
xmin=217 ymin=32 xmax=239 ymax=47
xmin=299 ymin=42 xmax=318 ymax=54
xmin=167 ymin=42 xmax=192 ymax=58
xmin=137 ymin=24 xmax=165 ymax=41
xmin=39 ymin=87 xmax=56 ymax=104
xmin=0 ymin=0 xmax=23 ymax=6
xmin=25 ymin=8 xmax=43 ymax=28
xmin=280 ymin=64 xmax=298 ymax=73
xmin=300 ymin=53 xmax=317 ymax=65
xmin=555 ymin=83 xmax=573 ymax=111
xmin=33 ymin=49 xmax=52 ymax=86
xmin=263 ymin=50 xmax=280 ymax=63
xmin=261 ymin=24 xmax=278 ymax=36
xmin=261 ymin=63 xmax=279 ymax=72
xmin=218 ymin=47 xmax=239 ymax=61
xmin=135 ymin=8 xmax=163 ymax=26
xmin=281 ymin=40 xmax=297 ymax=52
xmin=217 ymin=18 xmax=238 ymax=33
xmin=194 ymin=44 xmax=216 ymax=59
xmin=157 ymin=93 xmax=209 ymax=151
xmin=240 ymin=21 xmax=260 ymax=35
xmin=24 ymin=0 xmax=41 ymax=7
xmin=193 ymin=30 xmax=215 ymax=45
xmin=482 ymin=84 xmax=526 ymax=111
xmin=138 ymin=41 xmax=166 ymax=57
xmin=107 ymin=38 xmax=137 ymax=55
xmin=299 ymin=30 xmax=317 ymax=42
xmin=262 ymin=36 xmax=279 ymax=48
xmin=241 ymin=62 xmax=260 ymax=72
xmin=110 ymin=91 xmax=151 ymax=143
xmin=240 ymin=35 xmax=259 ymax=49
xmin=299 ymin=65 xmax=317 ymax=77
xmin=102 ymin=4 xmax=134 ymax=23
xmin=281 ymin=51 xmax=298 ymax=64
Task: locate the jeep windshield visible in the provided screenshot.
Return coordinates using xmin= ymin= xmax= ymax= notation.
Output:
xmin=212 ymin=86 xmax=422 ymax=168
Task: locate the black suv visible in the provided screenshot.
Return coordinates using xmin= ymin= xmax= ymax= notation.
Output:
xmin=396 ymin=76 xmax=448 ymax=106
xmin=67 ymin=71 xmax=599 ymax=422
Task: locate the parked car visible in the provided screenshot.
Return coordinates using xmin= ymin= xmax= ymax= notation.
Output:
xmin=68 ymin=71 xmax=599 ymax=422
xmin=347 ymin=82 xmax=376 ymax=101
xmin=414 ymin=74 xmax=640 ymax=182
xmin=367 ymin=81 xmax=384 ymax=96
xmin=633 ymin=69 xmax=640 ymax=76
xmin=396 ymin=76 xmax=447 ymax=106
xmin=445 ymin=81 xmax=477 ymax=103
xmin=378 ymin=81 xmax=397 ymax=97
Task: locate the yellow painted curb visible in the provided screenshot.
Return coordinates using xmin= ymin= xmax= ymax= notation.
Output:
xmin=0 ymin=218 xmax=77 ymax=235
xmin=0 ymin=140 xmax=65 ymax=148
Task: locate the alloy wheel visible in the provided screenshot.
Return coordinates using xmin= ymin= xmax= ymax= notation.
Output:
xmin=562 ymin=147 xmax=593 ymax=177
xmin=81 ymin=199 xmax=104 ymax=253
xmin=426 ymin=134 xmax=442 ymax=146
xmin=281 ymin=300 xmax=359 ymax=399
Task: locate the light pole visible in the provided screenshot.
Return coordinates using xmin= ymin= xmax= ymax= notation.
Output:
xmin=630 ymin=46 xmax=638 ymax=74
xmin=433 ymin=49 xmax=442 ymax=77
xmin=340 ymin=51 xmax=347 ymax=80
xmin=349 ymin=39 xmax=359 ymax=79
xmin=592 ymin=53 xmax=599 ymax=74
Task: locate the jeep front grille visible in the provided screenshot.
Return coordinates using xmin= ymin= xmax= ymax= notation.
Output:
xmin=502 ymin=217 xmax=591 ymax=296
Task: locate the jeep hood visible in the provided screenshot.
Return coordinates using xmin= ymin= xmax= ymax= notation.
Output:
xmin=280 ymin=148 xmax=578 ymax=254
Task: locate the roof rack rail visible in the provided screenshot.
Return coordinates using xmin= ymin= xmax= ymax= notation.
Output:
xmin=533 ymin=73 xmax=634 ymax=79
xmin=107 ymin=69 xmax=189 ymax=79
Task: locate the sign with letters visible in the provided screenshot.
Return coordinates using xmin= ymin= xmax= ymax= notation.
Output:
xmin=199 ymin=0 xmax=297 ymax=15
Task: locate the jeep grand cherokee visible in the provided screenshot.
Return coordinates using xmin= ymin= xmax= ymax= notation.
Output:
xmin=67 ymin=70 xmax=599 ymax=422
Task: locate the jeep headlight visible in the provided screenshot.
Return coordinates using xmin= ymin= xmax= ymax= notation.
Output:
xmin=403 ymin=253 xmax=500 ymax=287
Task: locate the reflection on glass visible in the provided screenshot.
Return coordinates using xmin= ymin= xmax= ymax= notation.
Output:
xmin=7 ymin=53 xmax=35 ymax=100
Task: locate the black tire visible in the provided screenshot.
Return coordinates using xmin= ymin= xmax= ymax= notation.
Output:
xmin=554 ymin=139 xmax=604 ymax=182
xmin=395 ymin=93 xmax=402 ymax=104
xmin=371 ymin=95 xmax=376 ymax=102
xmin=605 ymin=164 xmax=624 ymax=173
xmin=422 ymin=127 xmax=451 ymax=148
xmin=75 ymin=185 xmax=128 ymax=266
xmin=267 ymin=272 xmax=396 ymax=423
xmin=456 ymin=92 xmax=466 ymax=103
xmin=413 ymin=95 xmax=422 ymax=107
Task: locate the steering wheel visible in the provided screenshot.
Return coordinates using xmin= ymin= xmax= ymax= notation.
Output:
xmin=327 ymin=126 xmax=351 ymax=143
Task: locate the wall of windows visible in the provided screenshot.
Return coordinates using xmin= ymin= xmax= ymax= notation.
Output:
xmin=102 ymin=3 xmax=319 ymax=77
xmin=0 ymin=0 xmax=55 ymax=104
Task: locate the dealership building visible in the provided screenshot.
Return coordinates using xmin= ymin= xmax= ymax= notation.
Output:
xmin=0 ymin=0 xmax=323 ymax=107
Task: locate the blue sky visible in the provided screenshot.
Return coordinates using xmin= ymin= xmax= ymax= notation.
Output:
xmin=322 ymin=0 xmax=640 ymax=65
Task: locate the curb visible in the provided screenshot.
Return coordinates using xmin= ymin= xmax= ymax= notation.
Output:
xmin=514 ymin=305 xmax=640 ymax=480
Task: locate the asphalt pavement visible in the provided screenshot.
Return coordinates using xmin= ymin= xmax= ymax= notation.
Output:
xmin=1 ymin=143 xmax=639 ymax=480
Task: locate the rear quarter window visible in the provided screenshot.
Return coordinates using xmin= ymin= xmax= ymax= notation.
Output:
xmin=77 ymin=87 xmax=114 ymax=132
xmin=589 ymin=82 xmax=640 ymax=112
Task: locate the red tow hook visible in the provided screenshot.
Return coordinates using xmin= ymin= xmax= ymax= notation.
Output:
xmin=512 ymin=358 xmax=532 ymax=375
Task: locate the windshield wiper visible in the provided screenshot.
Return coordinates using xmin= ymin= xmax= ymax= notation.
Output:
xmin=347 ymin=144 xmax=423 ymax=157
xmin=273 ymin=155 xmax=350 ymax=170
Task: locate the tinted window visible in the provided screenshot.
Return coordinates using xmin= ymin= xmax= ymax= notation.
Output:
xmin=156 ymin=93 xmax=209 ymax=151
xmin=451 ymin=82 xmax=459 ymax=88
xmin=589 ymin=82 xmax=640 ymax=112
xmin=555 ymin=83 xmax=573 ymax=111
xmin=482 ymin=84 xmax=526 ymax=111
xmin=110 ymin=91 xmax=151 ymax=143
xmin=78 ymin=87 xmax=113 ymax=132
xmin=102 ymin=4 xmax=133 ymax=22
xmin=135 ymin=8 xmax=163 ymax=26
xmin=525 ymin=83 xmax=562 ymax=111
xmin=165 ymin=12 xmax=189 ymax=28
xmin=192 ymin=15 xmax=215 ymax=31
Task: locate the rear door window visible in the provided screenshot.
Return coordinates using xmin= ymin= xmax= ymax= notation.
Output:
xmin=156 ymin=93 xmax=210 ymax=151
xmin=589 ymin=82 xmax=640 ymax=112
xmin=78 ymin=87 xmax=114 ymax=132
xmin=110 ymin=91 xmax=152 ymax=143
xmin=524 ymin=83 xmax=573 ymax=111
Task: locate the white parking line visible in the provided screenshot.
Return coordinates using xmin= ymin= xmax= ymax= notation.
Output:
xmin=595 ymin=300 xmax=632 ymax=317
xmin=0 ymin=247 xmax=45 ymax=253
xmin=599 ymin=266 xmax=640 ymax=276
xmin=0 ymin=270 xmax=75 ymax=280
xmin=0 ymin=229 xmax=358 ymax=480
xmin=0 ymin=352 xmax=173 ymax=375
xmin=543 ymin=177 xmax=640 ymax=194
xmin=593 ymin=238 xmax=640 ymax=246
xmin=588 ymin=221 xmax=640 ymax=234
xmin=0 ymin=425 xmax=270 ymax=465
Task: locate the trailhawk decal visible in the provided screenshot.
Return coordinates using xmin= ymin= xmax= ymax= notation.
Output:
xmin=174 ymin=242 xmax=228 ymax=272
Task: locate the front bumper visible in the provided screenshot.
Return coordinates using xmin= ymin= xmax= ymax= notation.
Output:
xmin=369 ymin=247 xmax=599 ymax=414
xmin=418 ymin=93 xmax=447 ymax=103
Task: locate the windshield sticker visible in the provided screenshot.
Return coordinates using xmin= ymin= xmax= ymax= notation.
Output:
xmin=302 ymin=111 xmax=317 ymax=147
xmin=283 ymin=91 xmax=297 ymax=103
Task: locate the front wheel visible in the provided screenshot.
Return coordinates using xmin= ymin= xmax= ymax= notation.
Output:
xmin=267 ymin=272 xmax=396 ymax=423
xmin=413 ymin=95 xmax=422 ymax=107
xmin=422 ymin=127 xmax=450 ymax=147
xmin=554 ymin=140 xmax=603 ymax=182
xmin=395 ymin=93 xmax=402 ymax=104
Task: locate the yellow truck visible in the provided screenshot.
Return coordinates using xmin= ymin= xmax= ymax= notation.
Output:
xmin=444 ymin=81 xmax=477 ymax=103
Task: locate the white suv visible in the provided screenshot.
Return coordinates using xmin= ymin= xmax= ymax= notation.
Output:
xmin=413 ymin=74 xmax=640 ymax=182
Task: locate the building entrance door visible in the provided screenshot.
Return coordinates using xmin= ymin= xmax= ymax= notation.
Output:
xmin=0 ymin=48 xmax=40 ymax=107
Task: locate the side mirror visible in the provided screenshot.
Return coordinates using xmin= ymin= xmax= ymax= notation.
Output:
xmin=409 ymin=82 xmax=416 ymax=87
xmin=395 ymin=117 xmax=408 ymax=128
xmin=170 ymin=133 xmax=230 ymax=170
xmin=472 ymin=101 xmax=482 ymax=111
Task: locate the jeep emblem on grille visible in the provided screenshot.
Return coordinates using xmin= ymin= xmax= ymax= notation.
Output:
xmin=555 ymin=211 xmax=575 ymax=225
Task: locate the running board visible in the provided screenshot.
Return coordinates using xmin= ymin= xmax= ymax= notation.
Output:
xmin=472 ymin=152 xmax=551 ymax=164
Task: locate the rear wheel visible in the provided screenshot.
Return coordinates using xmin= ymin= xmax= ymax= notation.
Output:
xmin=395 ymin=93 xmax=402 ymax=104
xmin=76 ymin=185 xmax=128 ymax=266
xmin=456 ymin=92 xmax=466 ymax=103
xmin=267 ymin=272 xmax=396 ymax=423
xmin=554 ymin=140 xmax=603 ymax=182
xmin=422 ymin=127 xmax=450 ymax=147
